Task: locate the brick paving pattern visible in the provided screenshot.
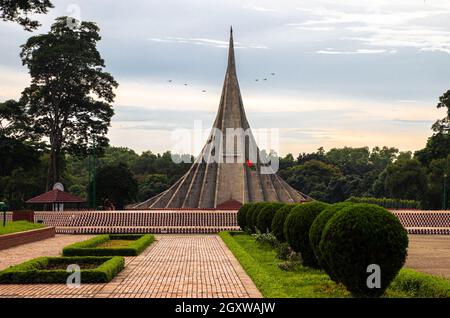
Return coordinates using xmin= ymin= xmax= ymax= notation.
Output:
xmin=0 ymin=234 xmax=94 ymax=271
xmin=0 ymin=235 xmax=262 ymax=298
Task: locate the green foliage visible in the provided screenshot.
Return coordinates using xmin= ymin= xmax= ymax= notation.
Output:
xmin=19 ymin=17 xmax=118 ymax=187
xmin=309 ymin=202 xmax=353 ymax=272
xmin=95 ymin=163 xmax=138 ymax=209
xmin=284 ymin=201 xmax=329 ymax=268
xmin=320 ymin=204 xmax=408 ymax=297
xmin=252 ymin=231 xmax=278 ymax=248
xmin=0 ymin=256 xmax=124 ymax=284
xmin=346 ymin=196 xmax=420 ymax=209
xmin=220 ymin=231 xmax=448 ymax=298
xmin=0 ymin=0 xmax=53 ymax=31
xmin=237 ymin=203 xmax=253 ymax=230
xmin=256 ymin=202 xmax=284 ymax=233
xmin=390 ymin=268 xmax=450 ymax=298
xmin=280 ymin=160 xmax=341 ymax=202
xmin=62 ymin=234 xmax=154 ymax=256
xmin=245 ymin=202 xmax=266 ymax=233
xmin=384 ymin=159 xmax=427 ymax=201
xmin=219 ymin=231 xmax=350 ymax=298
xmin=271 ymin=204 xmax=296 ymax=242
xmin=0 ymin=221 xmax=45 ymax=235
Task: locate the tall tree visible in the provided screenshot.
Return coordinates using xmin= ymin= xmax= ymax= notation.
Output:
xmin=19 ymin=17 xmax=118 ymax=189
xmin=415 ymin=90 xmax=450 ymax=166
xmin=384 ymin=159 xmax=427 ymax=201
xmin=0 ymin=0 xmax=53 ymax=30
xmin=95 ymin=163 xmax=138 ymax=209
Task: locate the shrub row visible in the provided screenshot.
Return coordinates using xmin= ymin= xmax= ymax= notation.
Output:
xmin=63 ymin=234 xmax=155 ymax=256
xmin=346 ymin=196 xmax=420 ymax=209
xmin=0 ymin=256 xmax=125 ymax=284
xmin=238 ymin=200 xmax=410 ymax=297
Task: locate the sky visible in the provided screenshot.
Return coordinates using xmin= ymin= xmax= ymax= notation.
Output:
xmin=1 ymin=0 xmax=450 ymax=156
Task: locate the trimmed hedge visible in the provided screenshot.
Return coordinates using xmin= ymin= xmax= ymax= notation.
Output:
xmin=237 ymin=203 xmax=253 ymax=231
xmin=63 ymin=234 xmax=155 ymax=256
xmin=346 ymin=196 xmax=420 ymax=209
xmin=320 ymin=204 xmax=408 ymax=297
xmin=284 ymin=201 xmax=329 ymax=268
xmin=245 ymin=202 xmax=267 ymax=233
xmin=271 ymin=204 xmax=297 ymax=242
xmin=309 ymin=202 xmax=353 ymax=273
xmin=0 ymin=256 xmax=124 ymax=284
xmin=256 ymin=203 xmax=284 ymax=233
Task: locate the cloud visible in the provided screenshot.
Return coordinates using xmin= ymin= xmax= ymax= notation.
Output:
xmin=147 ymin=36 xmax=268 ymax=49
xmin=290 ymin=3 xmax=450 ymax=54
xmin=244 ymin=5 xmax=277 ymax=12
xmin=316 ymin=49 xmax=392 ymax=55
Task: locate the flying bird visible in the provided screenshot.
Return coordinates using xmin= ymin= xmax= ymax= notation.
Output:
xmin=202 ymin=90 xmax=206 ymax=92
xmin=263 ymin=78 xmax=267 ymax=81
xmin=184 ymin=83 xmax=188 ymax=86
xmin=167 ymin=80 xmax=172 ymax=82
xmin=270 ymin=73 xmax=275 ymax=76
xmin=255 ymin=79 xmax=259 ymax=82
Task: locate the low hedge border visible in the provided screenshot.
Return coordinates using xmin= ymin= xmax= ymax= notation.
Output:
xmin=390 ymin=268 xmax=450 ymax=298
xmin=0 ymin=256 xmax=125 ymax=284
xmin=63 ymin=234 xmax=155 ymax=256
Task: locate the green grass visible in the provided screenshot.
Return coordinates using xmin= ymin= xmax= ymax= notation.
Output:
xmin=62 ymin=234 xmax=155 ymax=256
xmin=0 ymin=221 xmax=45 ymax=235
xmin=220 ymin=231 xmax=450 ymax=298
xmin=97 ymin=239 xmax=135 ymax=248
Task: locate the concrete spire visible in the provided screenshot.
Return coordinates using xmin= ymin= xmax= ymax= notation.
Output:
xmin=133 ymin=29 xmax=311 ymax=209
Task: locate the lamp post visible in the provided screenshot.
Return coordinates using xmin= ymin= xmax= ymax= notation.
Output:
xmin=444 ymin=157 xmax=448 ymax=210
xmin=88 ymin=136 xmax=97 ymax=209
xmin=0 ymin=202 xmax=8 ymax=227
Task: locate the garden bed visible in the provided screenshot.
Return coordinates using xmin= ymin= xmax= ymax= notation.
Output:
xmin=0 ymin=256 xmax=125 ymax=284
xmin=62 ymin=234 xmax=155 ymax=256
xmin=219 ymin=231 xmax=450 ymax=298
xmin=0 ymin=221 xmax=45 ymax=235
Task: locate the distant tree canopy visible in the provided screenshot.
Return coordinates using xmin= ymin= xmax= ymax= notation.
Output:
xmin=18 ymin=17 xmax=118 ymax=189
xmin=95 ymin=163 xmax=137 ymax=210
xmin=0 ymin=0 xmax=53 ymax=30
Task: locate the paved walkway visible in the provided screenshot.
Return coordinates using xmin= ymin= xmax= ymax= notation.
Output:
xmin=406 ymin=235 xmax=450 ymax=279
xmin=0 ymin=235 xmax=261 ymax=298
xmin=0 ymin=234 xmax=94 ymax=271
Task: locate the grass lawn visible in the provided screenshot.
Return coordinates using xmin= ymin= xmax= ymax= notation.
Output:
xmin=220 ymin=232 xmax=450 ymax=298
xmin=0 ymin=221 xmax=45 ymax=235
xmin=97 ymin=240 xmax=135 ymax=248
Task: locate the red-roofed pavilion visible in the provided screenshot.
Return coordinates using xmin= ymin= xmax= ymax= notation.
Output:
xmin=26 ymin=189 xmax=86 ymax=211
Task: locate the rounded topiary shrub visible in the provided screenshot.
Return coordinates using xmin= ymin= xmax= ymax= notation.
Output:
xmin=237 ymin=203 xmax=253 ymax=231
xmin=284 ymin=201 xmax=329 ymax=268
xmin=320 ymin=204 xmax=408 ymax=298
xmin=271 ymin=204 xmax=297 ymax=242
xmin=245 ymin=202 xmax=266 ymax=233
xmin=256 ymin=202 xmax=285 ymax=233
xmin=309 ymin=202 xmax=353 ymax=272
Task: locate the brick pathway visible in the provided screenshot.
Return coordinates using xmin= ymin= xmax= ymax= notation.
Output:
xmin=406 ymin=235 xmax=450 ymax=279
xmin=0 ymin=235 xmax=262 ymax=298
xmin=0 ymin=234 xmax=94 ymax=271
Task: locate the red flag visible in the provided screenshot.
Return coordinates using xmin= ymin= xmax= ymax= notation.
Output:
xmin=246 ymin=159 xmax=253 ymax=168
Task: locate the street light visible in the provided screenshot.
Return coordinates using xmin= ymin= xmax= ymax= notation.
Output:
xmin=0 ymin=202 xmax=9 ymax=227
xmin=444 ymin=157 xmax=448 ymax=210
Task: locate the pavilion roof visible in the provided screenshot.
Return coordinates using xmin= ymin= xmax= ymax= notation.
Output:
xmin=26 ymin=189 xmax=86 ymax=204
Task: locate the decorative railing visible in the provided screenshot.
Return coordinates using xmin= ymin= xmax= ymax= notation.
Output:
xmin=2 ymin=209 xmax=449 ymax=235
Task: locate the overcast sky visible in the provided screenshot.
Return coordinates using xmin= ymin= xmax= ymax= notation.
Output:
xmin=1 ymin=0 xmax=450 ymax=155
